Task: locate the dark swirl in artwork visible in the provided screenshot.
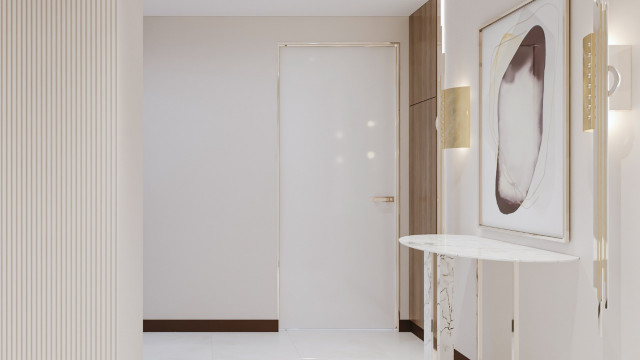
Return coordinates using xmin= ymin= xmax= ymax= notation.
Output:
xmin=495 ymin=25 xmax=546 ymax=214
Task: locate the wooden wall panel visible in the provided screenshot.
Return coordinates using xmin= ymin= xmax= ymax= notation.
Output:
xmin=0 ymin=1 xmax=122 ymax=359
xmin=409 ymin=0 xmax=437 ymax=105
xmin=408 ymin=98 xmax=438 ymax=330
xmin=409 ymin=98 xmax=438 ymax=237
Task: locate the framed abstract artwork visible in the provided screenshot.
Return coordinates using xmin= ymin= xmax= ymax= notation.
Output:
xmin=479 ymin=0 xmax=569 ymax=242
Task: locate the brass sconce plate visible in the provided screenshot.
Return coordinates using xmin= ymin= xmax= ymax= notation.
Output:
xmin=442 ymin=86 xmax=470 ymax=149
xmin=583 ymin=33 xmax=595 ymax=132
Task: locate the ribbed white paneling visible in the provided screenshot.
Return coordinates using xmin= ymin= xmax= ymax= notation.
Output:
xmin=0 ymin=1 xmax=118 ymax=359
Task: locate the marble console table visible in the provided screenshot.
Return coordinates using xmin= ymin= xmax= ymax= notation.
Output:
xmin=400 ymin=234 xmax=578 ymax=360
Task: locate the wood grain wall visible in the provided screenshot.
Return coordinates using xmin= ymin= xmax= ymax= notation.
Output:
xmin=409 ymin=0 xmax=437 ymax=106
xmin=408 ymin=0 xmax=438 ymax=332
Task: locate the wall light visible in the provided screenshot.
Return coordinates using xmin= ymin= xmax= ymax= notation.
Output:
xmin=583 ymin=33 xmax=595 ymax=132
xmin=442 ymin=86 xmax=470 ymax=149
xmin=583 ymin=33 xmax=632 ymax=132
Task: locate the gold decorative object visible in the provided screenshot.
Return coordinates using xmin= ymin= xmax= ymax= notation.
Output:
xmin=593 ymin=0 xmax=609 ymax=330
xmin=583 ymin=33 xmax=595 ymax=132
xmin=442 ymin=86 xmax=471 ymax=149
xmin=370 ymin=196 xmax=395 ymax=203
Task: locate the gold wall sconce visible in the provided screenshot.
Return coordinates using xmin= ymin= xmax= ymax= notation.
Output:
xmin=583 ymin=32 xmax=632 ymax=132
xmin=583 ymin=33 xmax=596 ymax=132
xmin=441 ymin=86 xmax=471 ymax=148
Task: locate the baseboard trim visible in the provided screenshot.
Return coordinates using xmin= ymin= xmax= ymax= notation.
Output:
xmin=398 ymin=320 xmax=424 ymax=341
xmin=398 ymin=319 xmax=413 ymax=332
xmin=398 ymin=320 xmax=469 ymax=360
xmin=454 ymin=350 xmax=470 ymax=360
xmin=143 ymin=319 xmax=279 ymax=332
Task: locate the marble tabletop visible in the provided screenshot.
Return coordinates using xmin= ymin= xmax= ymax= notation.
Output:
xmin=400 ymin=234 xmax=579 ymax=263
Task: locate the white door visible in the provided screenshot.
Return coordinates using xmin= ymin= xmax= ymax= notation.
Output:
xmin=279 ymin=45 xmax=398 ymax=329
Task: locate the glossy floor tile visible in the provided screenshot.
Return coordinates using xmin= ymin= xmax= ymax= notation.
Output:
xmin=143 ymin=330 xmax=424 ymax=360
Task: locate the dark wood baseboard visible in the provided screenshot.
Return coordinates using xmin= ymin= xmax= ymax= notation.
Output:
xmin=399 ymin=320 xmax=469 ymax=360
xmin=143 ymin=319 xmax=278 ymax=332
xmin=399 ymin=319 xmax=424 ymax=341
xmin=398 ymin=319 xmax=412 ymax=332
xmin=454 ymin=349 xmax=470 ymax=360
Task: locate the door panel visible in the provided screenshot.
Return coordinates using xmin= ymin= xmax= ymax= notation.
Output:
xmin=279 ymin=46 xmax=397 ymax=329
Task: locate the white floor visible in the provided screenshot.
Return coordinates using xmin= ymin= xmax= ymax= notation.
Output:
xmin=143 ymin=330 xmax=424 ymax=360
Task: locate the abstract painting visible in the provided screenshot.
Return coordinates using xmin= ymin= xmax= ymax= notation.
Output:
xmin=479 ymin=0 xmax=569 ymax=241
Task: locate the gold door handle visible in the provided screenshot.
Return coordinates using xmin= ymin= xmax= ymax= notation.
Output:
xmin=371 ymin=196 xmax=395 ymax=203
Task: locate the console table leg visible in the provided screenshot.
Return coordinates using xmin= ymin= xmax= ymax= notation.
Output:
xmin=477 ymin=259 xmax=483 ymax=360
xmin=512 ymin=262 xmax=520 ymax=360
xmin=438 ymin=255 xmax=455 ymax=360
xmin=424 ymin=252 xmax=436 ymax=360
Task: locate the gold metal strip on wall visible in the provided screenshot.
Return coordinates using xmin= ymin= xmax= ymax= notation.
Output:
xmin=592 ymin=0 xmax=609 ymax=327
xmin=0 ymin=1 xmax=118 ymax=358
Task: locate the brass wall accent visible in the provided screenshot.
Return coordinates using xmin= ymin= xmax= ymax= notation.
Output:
xmin=593 ymin=0 xmax=609 ymax=329
xmin=371 ymin=196 xmax=396 ymax=203
xmin=583 ymin=33 xmax=596 ymax=132
xmin=442 ymin=86 xmax=471 ymax=149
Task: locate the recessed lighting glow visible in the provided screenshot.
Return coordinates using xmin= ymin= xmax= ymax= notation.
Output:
xmin=367 ymin=121 xmax=375 ymax=127
xmin=336 ymin=156 xmax=344 ymax=164
xmin=336 ymin=131 xmax=344 ymax=139
xmin=367 ymin=152 xmax=375 ymax=159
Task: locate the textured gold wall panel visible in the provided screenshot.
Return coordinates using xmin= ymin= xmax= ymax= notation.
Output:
xmin=0 ymin=0 xmax=118 ymax=359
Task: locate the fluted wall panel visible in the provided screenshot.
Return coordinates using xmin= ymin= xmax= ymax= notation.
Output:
xmin=0 ymin=0 xmax=118 ymax=359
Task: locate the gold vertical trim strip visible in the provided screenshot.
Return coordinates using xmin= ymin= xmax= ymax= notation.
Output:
xmin=600 ymin=3 xmax=609 ymax=316
xmin=1 ymin=1 xmax=5 ymax=359
xmin=592 ymin=0 xmax=609 ymax=328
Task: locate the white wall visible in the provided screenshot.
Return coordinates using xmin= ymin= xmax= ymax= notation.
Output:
xmin=119 ymin=0 xmax=144 ymax=359
xmin=444 ymin=0 xmax=640 ymax=359
xmin=143 ymin=17 xmax=410 ymax=320
xmin=609 ymin=0 xmax=640 ymax=357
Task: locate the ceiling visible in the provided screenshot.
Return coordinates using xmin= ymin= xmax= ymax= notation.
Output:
xmin=144 ymin=0 xmax=426 ymax=17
